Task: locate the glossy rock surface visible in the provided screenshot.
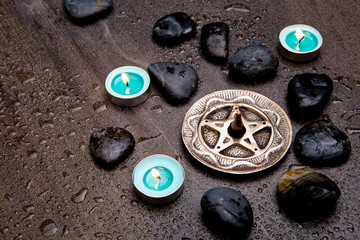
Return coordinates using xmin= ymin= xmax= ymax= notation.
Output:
xmin=89 ymin=127 xmax=135 ymax=168
xmin=64 ymin=0 xmax=112 ymax=19
xmin=228 ymin=44 xmax=278 ymax=80
xmin=277 ymin=168 xmax=341 ymax=217
xmin=294 ymin=120 xmax=351 ymax=166
xmin=201 ymin=187 xmax=253 ymax=237
xmin=153 ymin=12 xmax=196 ymax=45
xmin=200 ymin=22 xmax=229 ymax=62
xmin=147 ymin=62 xmax=198 ymax=105
xmin=288 ymin=73 xmax=333 ymax=119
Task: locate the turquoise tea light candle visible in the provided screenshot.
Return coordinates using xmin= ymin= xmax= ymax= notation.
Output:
xmin=133 ymin=154 xmax=185 ymax=205
xmin=279 ymin=24 xmax=323 ymax=62
xmin=105 ymin=66 xmax=150 ymax=107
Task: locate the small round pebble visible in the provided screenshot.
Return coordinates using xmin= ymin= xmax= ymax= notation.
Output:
xmin=201 ymin=187 xmax=253 ymax=237
xmin=90 ymin=127 xmax=135 ymax=168
xmin=228 ymin=44 xmax=278 ymax=80
xmin=200 ymin=22 xmax=229 ymax=62
xmin=294 ymin=120 xmax=351 ymax=166
xmin=288 ymin=73 xmax=333 ymax=119
xmin=153 ymin=12 xmax=196 ymax=45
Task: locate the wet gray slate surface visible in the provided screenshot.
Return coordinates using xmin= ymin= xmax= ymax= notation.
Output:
xmin=0 ymin=1 xmax=360 ymax=239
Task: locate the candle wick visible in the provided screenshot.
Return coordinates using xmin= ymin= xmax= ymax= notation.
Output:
xmin=298 ymin=36 xmax=305 ymax=44
xmin=126 ymin=81 xmax=129 ymax=87
xmin=295 ymin=36 xmax=305 ymax=51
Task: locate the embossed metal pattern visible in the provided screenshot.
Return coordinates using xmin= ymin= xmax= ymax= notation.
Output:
xmin=182 ymin=90 xmax=292 ymax=174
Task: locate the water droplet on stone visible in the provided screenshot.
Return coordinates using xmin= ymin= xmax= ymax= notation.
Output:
xmin=71 ymin=188 xmax=88 ymax=203
xmin=39 ymin=219 xmax=58 ymax=236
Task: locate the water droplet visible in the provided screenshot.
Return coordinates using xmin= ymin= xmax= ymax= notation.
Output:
xmin=224 ymin=3 xmax=250 ymax=12
xmin=93 ymin=196 xmax=104 ymax=203
xmin=257 ymin=188 xmax=263 ymax=193
xmin=89 ymin=206 xmax=97 ymax=215
xmin=4 ymin=193 xmax=13 ymax=201
xmin=130 ymin=200 xmax=138 ymax=206
xmin=151 ymin=105 xmax=162 ymax=113
xmin=71 ymin=188 xmax=88 ymax=203
xmin=93 ymin=101 xmax=107 ymax=112
xmin=254 ymin=16 xmax=261 ymax=21
xmin=0 ymin=227 xmax=9 ymax=234
xmin=61 ymin=225 xmax=69 ymax=236
xmin=39 ymin=219 xmax=58 ymax=236
xmin=23 ymin=205 xmax=35 ymax=212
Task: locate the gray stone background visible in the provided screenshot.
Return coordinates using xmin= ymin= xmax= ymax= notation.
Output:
xmin=0 ymin=0 xmax=359 ymax=239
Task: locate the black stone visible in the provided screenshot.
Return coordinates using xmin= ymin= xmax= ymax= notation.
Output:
xmin=64 ymin=0 xmax=112 ymax=20
xmin=201 ymin=22 xmax=229 ymax=63
xmin=90 ymin=127 xmax=135 ymax=169
xmin=288 ymin=73 xmax=333 ymax=119
xmin=153 ymin=12 xmax=196 ymax=45
xmin=228 ymin=44 xmax=278 ymax=81
xmin=147 ymin=62 xmax=198 ymax=105
xmin=294 ymin=120 xmax=351 ymax=166
xmin=201 ymin=187 xmax=253 ymax=238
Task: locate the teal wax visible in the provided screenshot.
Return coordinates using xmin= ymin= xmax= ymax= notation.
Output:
xmin=143 ymin=166 xmax=174 ymax=191
xmin=285 ymin=30 xmax=318 ymax=52
xmin=111 ymin=72 xmax=144 ymax=95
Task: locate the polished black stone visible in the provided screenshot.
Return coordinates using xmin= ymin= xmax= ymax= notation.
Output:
xmin=153 ymin=12 xmax=196 ymax=45
xmin=90 ymin=127 xmax=135 ymax=169
xmin=200 ymin=22 xmax=229 ymax=62
xmin=277 ymin=168 xmax=341 ymax=219
xmin=64 ymin=0 xmax=112 ymax=20
xmin=201 ymin=187 xmax=253 ymax=237
xmin=147 ymin=62 xmax=198 ymax=105
xmin=294 ymin=120 xmax=351 ymax=166
xmin=288 ymin=73 xmax=333 ymax=119
xmin=228 ymin=44 xmax=278 ymax=81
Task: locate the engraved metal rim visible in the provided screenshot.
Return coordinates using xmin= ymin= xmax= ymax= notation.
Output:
xmin=181 ymin=89 xmax=292 ymax=174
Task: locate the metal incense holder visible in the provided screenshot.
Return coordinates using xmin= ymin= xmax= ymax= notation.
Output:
xmin=181 ymin=90 xmax=292 ymax=174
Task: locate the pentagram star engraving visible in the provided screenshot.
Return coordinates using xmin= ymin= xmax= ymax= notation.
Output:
xmin=198 ymin=105 xmax=272 ymax=155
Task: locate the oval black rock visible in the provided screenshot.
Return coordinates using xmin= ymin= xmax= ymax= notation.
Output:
xmin=64 ymin=0 xmax=112 ymax=20
xmin=201 ymin=187 xmax=253 ymax=237
xmin=294 ymin=120 xmax=351 ymax=166
xmin=200 ymin=22 xmax=229 ymax=62
xmin=147 ymin=62 xmax=198 ymax=105
xmin=277 ymin=168 xmax=341 ymax=218
xmin=153 ymin=12 xmax=196 ymax=45
xmin=228 ymin=44 xmax=279 ymax=81
xmin=288 ymin=73 xmax=333 ymax=119
xmin=90 ymin=127 xmax=135 ymax=169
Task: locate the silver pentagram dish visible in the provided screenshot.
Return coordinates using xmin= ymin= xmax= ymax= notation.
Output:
xmin=181 ymin=90 xmax=292 ymax=174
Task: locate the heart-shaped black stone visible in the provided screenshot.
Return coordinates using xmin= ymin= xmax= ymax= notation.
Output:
xmin=147 ymin=62 xmax=198 ymax=105
xmin=288 ymin=73 xmax=333 ymax=119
